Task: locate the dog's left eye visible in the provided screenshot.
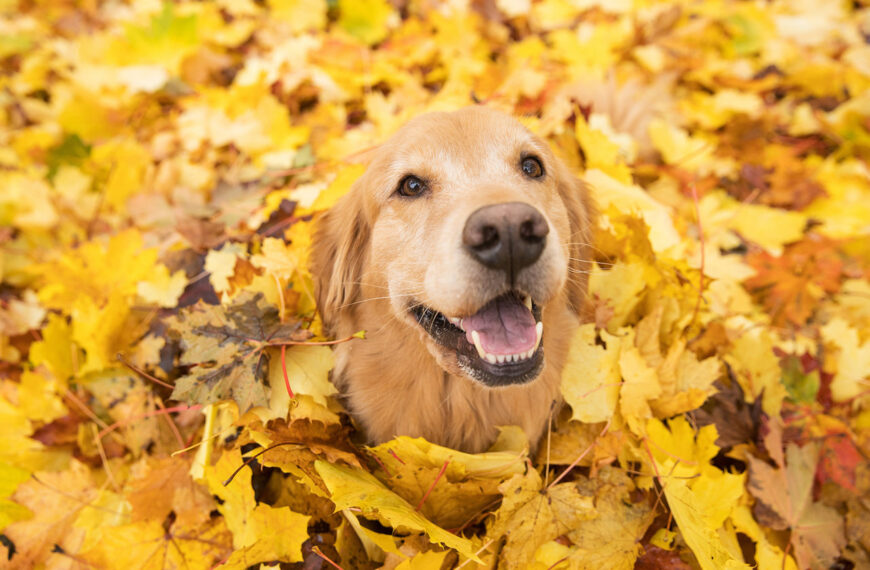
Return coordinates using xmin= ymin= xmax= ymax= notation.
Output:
xmin=521 ymin=156 xmax=544 ymax=179
xmin=397 ymin=175 xmax=427 ymax=197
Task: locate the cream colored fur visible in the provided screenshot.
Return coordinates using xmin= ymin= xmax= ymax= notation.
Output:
xmin=310 ymin=107 xmax=595 ymax=453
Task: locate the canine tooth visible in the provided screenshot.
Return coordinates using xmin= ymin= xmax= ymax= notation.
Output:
xmin=470 ymin=330 xmax=486 ymax=359
xmin=459 ymin=318 xmax=465 ymax=331
xmin=534 ymin=322 xmax=543 ymax=350
xmin=449 ymin=317 xmax=461 ymax=326
xmin=524 ymin=295 xmax=532 ymax=312
xmin=485 ymin=353 xmax=497 ymax=364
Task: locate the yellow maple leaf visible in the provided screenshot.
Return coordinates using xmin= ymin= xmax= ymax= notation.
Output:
xmin=37 ymin=229 xmax=159 ymax=310
xmin=265 ymin=344 xmax=337 ymax=419
xmin=586 ymin=170 xmax=681 ymax=254
xmin=315 ymin=460 xmax=479 ymax=561
xmin=645 ymin=418 xmax=750 ymax=569
xmin=90 ymin=138 xmax=152 ymax=211
xmin=0 ymin=172 xmax=58 ymax=230
xmin=137 ymin=264 xmax=187 ymax=308
xmin=619 ymin=330 xmax=663 ymax=433
xmin=366 ymin=433 xmax=526 ymax=528
xmin=206 ymin=449 xmax=309 ymax=563
xmin=574 ymin=115 xmax=634 ymax=183
xmin=204 ymin=243 xmax=246 ymax=296
xmin=309 ymin=163 xmax=367 ymax=212
xmin=561 ymin=324 xmax=622 ymax=423
xmin=28 ymin=312 xmax=78 ymax=383
xmin=588 ymin=261 xmax=647 ymax=330
xmin=250 ymin=237 xmax=301 ymax=282
xmin=268 ymin=0 xmax=327 ymax=33
xmin=17 ymin=370 xmax=66 ymax=424
xmin=820 ymin=318 xmax=870 ymax=402
xmin=662 ymin=479 xmax=750 ymax=570
xmin=723 ymin=322 xmax=789 ymax=417
xmin=488 ymin=467 xmax=651 ymax=569
xmin=0 ymin=462 xmax=32 ymax=531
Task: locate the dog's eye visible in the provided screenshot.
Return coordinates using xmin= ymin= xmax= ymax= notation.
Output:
xmin=521 ymin=156 xmax=544 ymax=179
xmin=398 ymin=175 xmax=427 ymax=197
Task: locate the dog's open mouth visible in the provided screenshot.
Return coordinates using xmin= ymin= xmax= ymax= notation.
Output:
xmin=411 ymin=291 xmax=544 ymax=387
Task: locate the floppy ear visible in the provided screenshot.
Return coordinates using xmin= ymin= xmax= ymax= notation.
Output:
xmin=309 ymin=187 xmax=371 ymax=334
xmin=556 ymin=165 xmax=597 ymax=317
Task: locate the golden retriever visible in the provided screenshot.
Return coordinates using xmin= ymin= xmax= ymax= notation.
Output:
xmin=310 ymin=107 xmax=595 ymax=453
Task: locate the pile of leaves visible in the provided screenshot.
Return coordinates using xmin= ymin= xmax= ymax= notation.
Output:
xmin=1 ymin=0 xmax=869 ymax=568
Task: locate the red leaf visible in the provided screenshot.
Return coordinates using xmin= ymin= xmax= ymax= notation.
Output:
xmin=818 ymin=434 xmax=860 ymax=493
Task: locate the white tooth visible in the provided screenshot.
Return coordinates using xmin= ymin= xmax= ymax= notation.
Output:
xmin=497 ymin=354 xmax=505 ymax=364
xmin=524 ymin=295 xmax=532 ymax=312
xmin=526 ymin=348 xmax=534 ymax=359
xmin=486 ymin=353 xmax=497 ymax=364
xmin=471 ymin=330 xmax=486 ymax=359
xmin=459 ymin=318 xmax=465 ymax=331
xmin=534 ymin=322 xmax=543 ymax=350
xmin=449 ymin=317 xmax=461 ymax=326
xmin=509 ymin=354 xmax=516 ymax=363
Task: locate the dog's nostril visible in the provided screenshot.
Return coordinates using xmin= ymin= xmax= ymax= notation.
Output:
xmin=479 ymin=225 xmax=499 ymax=249
xmin=519 ymin=219 xmax=546 ymax=242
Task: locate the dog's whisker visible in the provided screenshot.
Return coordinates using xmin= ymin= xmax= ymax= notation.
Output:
xmin=566 ymin=257 xmax=615 ymax=267
xmin=338 ymin=292 xmax=423 ymax=310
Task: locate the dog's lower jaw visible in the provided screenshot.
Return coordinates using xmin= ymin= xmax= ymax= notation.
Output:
xmin=328 ymin=297 xmax=578 ymax=453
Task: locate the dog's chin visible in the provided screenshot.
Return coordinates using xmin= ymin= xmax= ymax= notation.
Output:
xmin=408 ymin=291 xmax=545 ymax=388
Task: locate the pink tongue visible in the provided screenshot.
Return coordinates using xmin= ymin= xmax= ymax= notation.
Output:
xmin=463 ymin=295 xmax=537 ymax=355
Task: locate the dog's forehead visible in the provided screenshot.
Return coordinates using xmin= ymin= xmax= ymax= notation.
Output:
xmin=381 ymin=108 xmax=546 ymax=176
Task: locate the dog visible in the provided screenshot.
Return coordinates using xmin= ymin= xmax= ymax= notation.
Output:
xmin=310 ymin=106 xmax=595 ymax=453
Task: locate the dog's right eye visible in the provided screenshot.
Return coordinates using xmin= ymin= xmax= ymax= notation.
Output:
xmin=397 ymin=175 xmax=427 ymax=197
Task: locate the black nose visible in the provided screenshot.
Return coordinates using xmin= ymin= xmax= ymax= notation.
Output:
xmin=462 ymin=202 xmax=549 ymax=278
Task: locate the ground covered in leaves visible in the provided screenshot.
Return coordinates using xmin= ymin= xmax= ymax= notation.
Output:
xmin=1 ymin=0 xmax=869 ymax=568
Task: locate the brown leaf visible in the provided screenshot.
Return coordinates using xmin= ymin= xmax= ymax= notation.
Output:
xmin=635 ymin=545 xmax=692 ymax=570
xmin=167 ymin=292 xmax=306 ymax=413
xmin=747 ymin=443 xmax=846 ymax=569
xmin=694 ymin=380 xmax=762 ymax=450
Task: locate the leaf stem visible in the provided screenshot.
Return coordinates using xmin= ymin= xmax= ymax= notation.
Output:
xmin=116 ymin=352 xmax=174 ymax=389
xmin=547 ymin=418 xmax=610 ymax=489
xmin=415 ymin=460 xmax=449 ymax=512
xmin=280 ymin=344 xmax=295 ymax=399
xmin=97 ymin=404 xmax=202 ymax=440
xmin=311 ymin=546 xmax=344 ymax=570
xmin=222 ymin=441 xmax=304 ymax=486
xmin=265 ymin=334 xmax=361 ymax=347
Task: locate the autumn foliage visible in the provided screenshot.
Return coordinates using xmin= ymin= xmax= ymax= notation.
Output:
xmin=1 ymin=0 xmax=869 ymax=569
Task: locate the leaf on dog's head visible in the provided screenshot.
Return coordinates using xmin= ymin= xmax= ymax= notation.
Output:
xmin=167 ymin=292 xmax=308 ymax=414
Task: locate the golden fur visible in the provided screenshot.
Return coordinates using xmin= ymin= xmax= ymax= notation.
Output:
xmin=310 ymin=107 xmax=595 ymax=453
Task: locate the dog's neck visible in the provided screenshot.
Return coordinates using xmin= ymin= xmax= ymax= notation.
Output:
xmin=327 ymin=297 xmax=575 ymax=453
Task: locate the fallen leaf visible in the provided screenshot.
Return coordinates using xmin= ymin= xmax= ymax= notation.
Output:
xmin=747 ymin=442 xmax=846 ymax=569
xmin=168 ymin=292 xmax=308 ymax=413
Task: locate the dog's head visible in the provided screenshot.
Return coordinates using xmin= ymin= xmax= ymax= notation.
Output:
xmin=311 ymin=107 xmax=594 ymax=388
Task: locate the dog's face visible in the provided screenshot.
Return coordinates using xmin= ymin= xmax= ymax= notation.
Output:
xmin=312 ymin=107 xmax=593 ymax=389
